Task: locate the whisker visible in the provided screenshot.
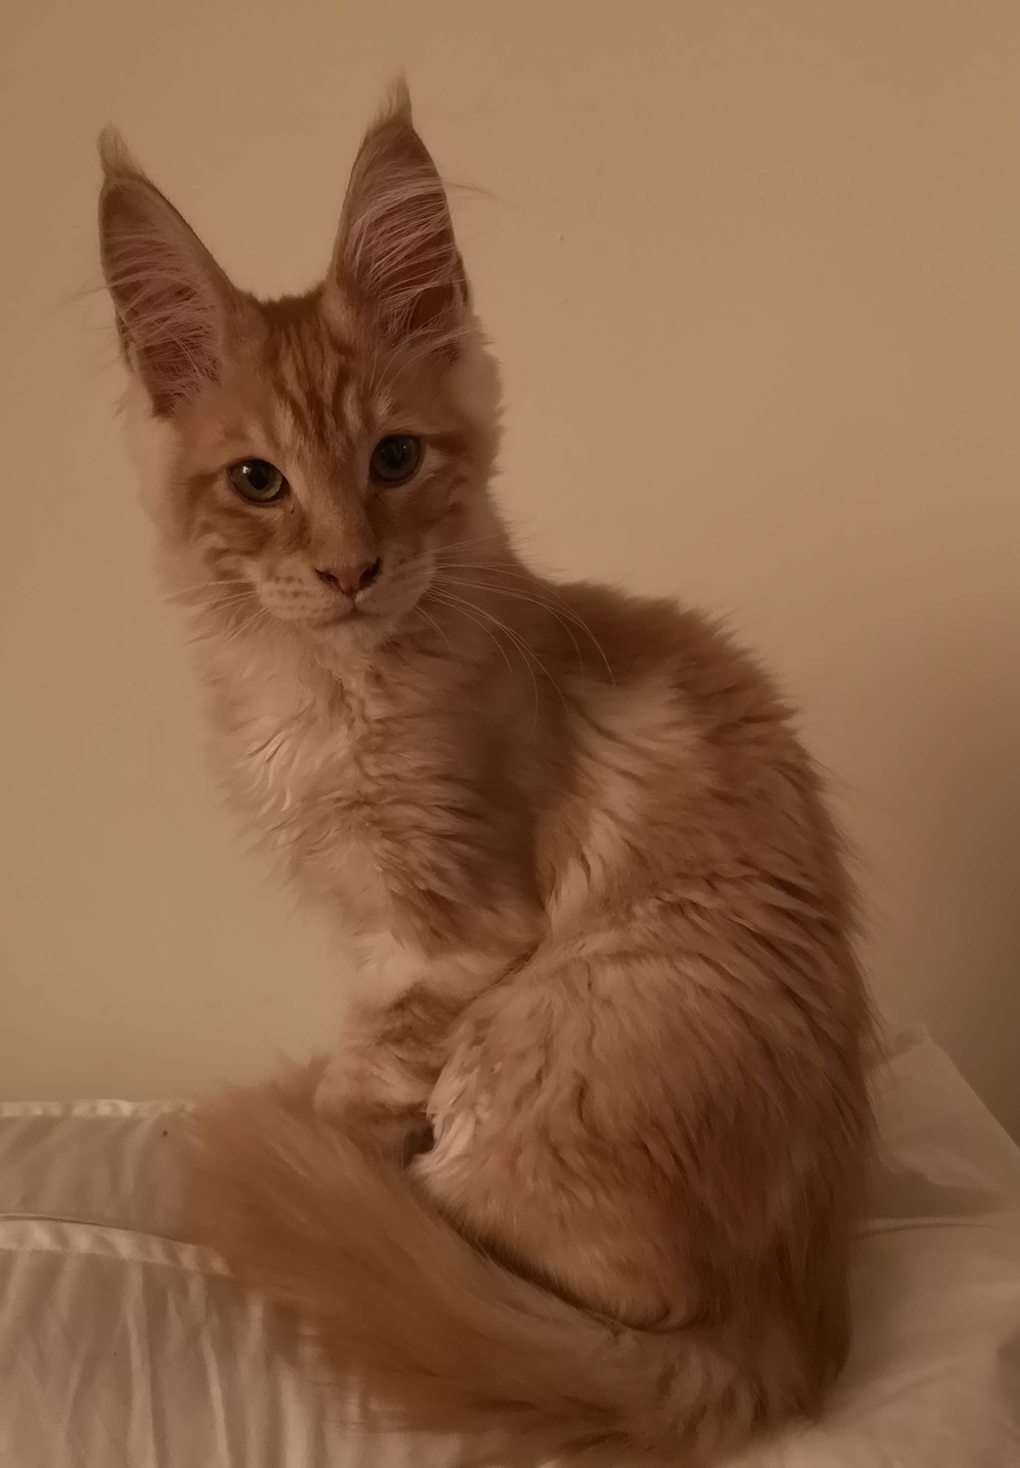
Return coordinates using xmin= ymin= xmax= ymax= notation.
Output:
xmin=400 ymin=533 xmax=512 ymax=574
xmin=165 ymin=578 xmax=253 ymax=604
xmin=425 ymin=590 xmax=518 ymax=685
xmin=175 ymin=589 xmax=257 ymax=614
xmin=431 ymin=563 xmax=614 ymax=684
xmin=410 ymin=602 xmax=455 ymax=653
xmin=188 ymin=603 xmax=270 ymax=653
xmin=428 ymin=588 xmax=567 ymax=736
xmin=440 ymin=577 xmax=586 ymax=672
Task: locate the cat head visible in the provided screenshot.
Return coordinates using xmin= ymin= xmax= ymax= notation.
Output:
xmin=98 ymin=83 xmax=503 ymax=654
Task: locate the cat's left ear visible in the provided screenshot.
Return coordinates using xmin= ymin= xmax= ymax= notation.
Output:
xmin=331 ymin=81 xmax=470 ymax=352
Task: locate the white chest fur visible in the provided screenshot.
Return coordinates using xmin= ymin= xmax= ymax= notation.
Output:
xmin=232 ymin=681 xmax=343 ymax=826
xmin=209 ymin=638 xmax=396 ymax=946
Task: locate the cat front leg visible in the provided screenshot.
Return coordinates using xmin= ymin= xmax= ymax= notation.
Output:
xmin=314 ymin=984 xmax=463 ymax=1152
xmin=315 ymin=925 xmax=534 ymax=1150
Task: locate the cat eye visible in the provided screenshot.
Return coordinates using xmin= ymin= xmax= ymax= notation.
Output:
xmin=369 ymin=434 xmax=422 ymax=486
xmin=227 ymin=459 xmax=289 ymax=504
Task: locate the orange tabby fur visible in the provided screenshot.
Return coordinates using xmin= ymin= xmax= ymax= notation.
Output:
xmin=99 ymin=83 xmax=875 ymax=1467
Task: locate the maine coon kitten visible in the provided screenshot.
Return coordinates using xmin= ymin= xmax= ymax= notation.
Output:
xmin=98 ymin=85 xmax=874 ymax=1468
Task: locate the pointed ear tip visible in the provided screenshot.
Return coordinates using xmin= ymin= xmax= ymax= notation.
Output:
xmin=380 ymin=74 xmax=413 ymax=127
xmin=97 ymin=125 xmax=138 ymax=180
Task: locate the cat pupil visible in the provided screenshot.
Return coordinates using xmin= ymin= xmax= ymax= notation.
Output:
xmin=227 ymin=458 xmax=285 ymax=504
xmin=370 ymin=434 xmax=421 ymax=484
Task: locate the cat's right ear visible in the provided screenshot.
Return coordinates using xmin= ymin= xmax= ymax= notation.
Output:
xmin=97 ymin=130 xmax=237 ymax=417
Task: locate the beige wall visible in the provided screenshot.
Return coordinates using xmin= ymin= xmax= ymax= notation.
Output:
xmin=3 ymin=2 xmax=1019 ymax=1128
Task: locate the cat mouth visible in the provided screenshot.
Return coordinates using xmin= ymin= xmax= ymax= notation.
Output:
xmin=312 ymin=603 xmax=382 ymax=629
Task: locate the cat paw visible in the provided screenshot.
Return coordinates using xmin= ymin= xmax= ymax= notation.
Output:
xmin=312 ymin=1062 xmax=358 ymax=1119
xmin=313 ymin=1062 xmax=430 ymax=1161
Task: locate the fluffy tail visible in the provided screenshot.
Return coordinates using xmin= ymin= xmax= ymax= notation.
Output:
xmin=190 ymin=1070 xmax=785 ymax=1467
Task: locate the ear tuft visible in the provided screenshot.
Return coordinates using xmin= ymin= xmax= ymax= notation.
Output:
xmin=97 ymin=125 xmax=137 ymax=180
xmin=377 ymin=73 xmax=412 ymax=129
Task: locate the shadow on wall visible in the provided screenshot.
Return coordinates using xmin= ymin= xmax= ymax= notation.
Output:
xmin=864 ymin=611 xmax=1020 ymax=1137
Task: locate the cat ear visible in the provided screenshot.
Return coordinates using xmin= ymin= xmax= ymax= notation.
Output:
xmin=97 ymin=129 xmax=237 ymax=416
xmin=331 ymin=82 xmax=469 ymax=351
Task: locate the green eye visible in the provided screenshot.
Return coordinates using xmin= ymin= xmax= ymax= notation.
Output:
xmin=227 ymin=459 xmax=288 ymax=504
xmin=369 ymin=435 xmax=422 ymax=486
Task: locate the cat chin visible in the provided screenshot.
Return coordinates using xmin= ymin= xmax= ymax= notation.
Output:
xmin=302 ymin=607 xmax=402 ymax=658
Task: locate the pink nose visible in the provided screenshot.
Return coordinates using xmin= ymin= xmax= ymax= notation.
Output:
xmin=315 ymin=558 xmax=382 ymax=597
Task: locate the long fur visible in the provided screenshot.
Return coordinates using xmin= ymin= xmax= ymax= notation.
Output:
xmin=195 ymin=1064 xmax=804 ymax=1468
xmin=99 ymin=87 xmax=876 ymax=1467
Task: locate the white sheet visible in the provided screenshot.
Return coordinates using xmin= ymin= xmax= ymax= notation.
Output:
xmin=1 ymin=1029 xmax=1019 ymax=1467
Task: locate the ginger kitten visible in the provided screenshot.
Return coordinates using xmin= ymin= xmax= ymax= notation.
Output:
xmin=99 ymin=84 xmax=874 ymax=1467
